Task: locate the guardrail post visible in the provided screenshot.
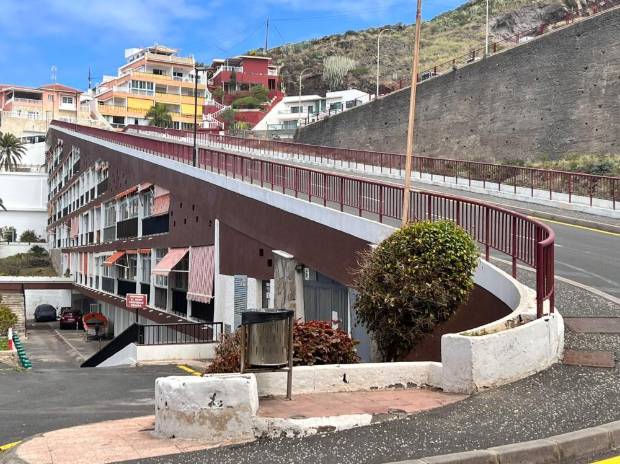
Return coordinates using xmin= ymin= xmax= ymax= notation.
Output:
xmin=340 ymin=177 xmax=344 ymax=212
xmin=511 ymin=215 xmax=517 ymax=278
xmin=536 ymin=242 xmax=543 ymax=319
xmin=485 ymin=208 xmax=490 ymax=261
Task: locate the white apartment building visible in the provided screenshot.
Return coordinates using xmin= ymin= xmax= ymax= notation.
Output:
xmin=254 ymin=89 xmax=371 ymax=137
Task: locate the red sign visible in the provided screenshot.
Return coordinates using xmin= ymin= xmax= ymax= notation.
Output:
xmin=126 ymin=293 xmax=148 ymax=309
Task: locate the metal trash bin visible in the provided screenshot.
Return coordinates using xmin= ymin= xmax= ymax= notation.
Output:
xmin=243 ymin=310 xmax=292 ymax=367
xmin=240 ymin=309 xmax=295 ymax=399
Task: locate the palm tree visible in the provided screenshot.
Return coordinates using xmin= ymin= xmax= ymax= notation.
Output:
xmin=0 ymin=133 xmax=26 ymax=171
xmin=145 ymin=103 xmax=173 ymax=128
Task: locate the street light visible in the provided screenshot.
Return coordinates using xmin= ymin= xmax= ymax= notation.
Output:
xmin=193 ymin=64 xmax=210 ymax=167
xmin=376 ymin=28 xmax=392 ymax=99
xmin=298 ymin=68 xmax=313 ymax=128
xmin=402 ymin=0 xmax=423 ymax=226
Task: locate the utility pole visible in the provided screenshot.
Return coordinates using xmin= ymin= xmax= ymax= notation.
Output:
xmin=88 ymin=67 xmax=92 ymax=90
xmin=485 ymin=0 xmax=490 ymax=56
xmin=376 ymin=29 xmax=392 ymax=100
xmin=401 ymin=0 xmax=423 ymax=226
xmin=265 ymin=18 xmax=270 ymax=54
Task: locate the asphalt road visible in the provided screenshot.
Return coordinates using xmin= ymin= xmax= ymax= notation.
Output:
xmin=0 ymin=323 xmax=182 ymax=445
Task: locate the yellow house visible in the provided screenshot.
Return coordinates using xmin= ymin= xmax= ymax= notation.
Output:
xmin=94 ymin=45 xmax=211 ymax=130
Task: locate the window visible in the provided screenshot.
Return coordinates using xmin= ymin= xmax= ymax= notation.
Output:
xmin=154 ymin=248 xmax=168 ymax=287
xmin=153 ymin=69 xmax=164 ymax=75
xmin=290 ymin=106 xmax=300 ymax=114
xmin=62 ymin=96 xmax=74 ymax=105
xmin=142 ymin=190 xmax=154 ymax=217
xmin=141 ymin=253 xmax=151 ymax=283
xmin=119 ymin=196 xmax=139 ymax=220
xmin=104 ymin=202 xmax=116 ymax=227
xmin=48 ymin=95 xmax=54 ymax=102
xmin=345 ymin=99 xmax=357 ymax=109
xmin=102 ymin=259 xmax=114 ymax=278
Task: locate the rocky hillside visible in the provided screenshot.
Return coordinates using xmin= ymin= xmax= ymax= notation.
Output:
xmin=261 ymin=0 xmax=572 ymax=96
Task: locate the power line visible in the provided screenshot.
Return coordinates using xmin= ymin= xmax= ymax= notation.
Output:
xmin=270 ymin=4 xmax=411 ymax=22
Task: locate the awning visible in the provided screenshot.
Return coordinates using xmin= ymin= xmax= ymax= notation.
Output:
xmin=152 ymin=185 xmax=170 ymax=216
xmin=114 ymin=185 xmax=138 ymax=200
xmin=103 ymin=251 xmax=126 ymax=266
xmin=153 ymin=248 xmax=188 ymax=276
xmin=187 ymin=246 xmax=215 ymax=304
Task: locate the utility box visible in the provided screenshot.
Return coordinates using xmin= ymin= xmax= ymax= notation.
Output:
xmin=240 ymin=309 xmax=294 ymax=399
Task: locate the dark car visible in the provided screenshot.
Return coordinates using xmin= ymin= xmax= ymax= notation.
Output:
xmin=34 ymin=304 xmax=57 ymax=322
xmin=59 ymin=309 xmax=83 ymax=330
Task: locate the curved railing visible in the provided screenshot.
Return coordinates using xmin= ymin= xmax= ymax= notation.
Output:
xmin=125 ymin=125 xmax=619 ymax=210
xmin=51 ymin=121 xmax=555 ymax=317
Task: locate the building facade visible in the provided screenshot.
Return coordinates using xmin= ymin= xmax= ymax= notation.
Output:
xmin=0 ymin=83 xmax=84 ymax=138
xmin=253 ymin=89 xmax=371 ymax=137
xmin=207 ymin=55 xmax=280 ymax=94
xmin=93 ymin=45 xmax=220 ymax=130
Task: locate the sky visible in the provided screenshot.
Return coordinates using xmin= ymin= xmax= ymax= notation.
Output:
xmin=0 ymin=0 xmax=467 ymax=91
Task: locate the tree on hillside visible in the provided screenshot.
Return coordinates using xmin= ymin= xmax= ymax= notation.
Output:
xmin=322 ymin=56 xmax=356 ymax=91
xmin=145 ymin=103 xmax=173 ymax=128
xmin=0 ymin=133 xmax=26 ymax=171
xmin=20 ymin=230 xmax=39 ymax=243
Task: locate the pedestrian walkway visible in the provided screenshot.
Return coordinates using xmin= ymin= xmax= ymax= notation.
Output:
xmin=6 ymin=388 xmax=466 ymax=464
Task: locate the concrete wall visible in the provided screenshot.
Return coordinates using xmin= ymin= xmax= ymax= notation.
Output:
xmin=0 ymin=171 xmax=48 ymax=238
xmin=24 ymin=288 xmax=72 ymax=319
xmin=0 ymin=242 xmax=48 ymax=259
xmin=296 ymin=9 xmax=620 ymax=161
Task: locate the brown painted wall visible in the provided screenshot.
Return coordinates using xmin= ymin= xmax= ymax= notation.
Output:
xmin=50 ymin=129 xmax=370 ymax=285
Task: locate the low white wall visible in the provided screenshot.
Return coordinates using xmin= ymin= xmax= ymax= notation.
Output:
xmin=0 ymin=242 xmax=48 ymax=259
xmin=98 ymin=343 xmax=137 ymax=367
xmin=136 ymin=343 xmax=217 ymax=362
xmin=256 ymin=362 xmax=442 ymax=396
xmin=24 ymin=288 xmax=72 ymax=319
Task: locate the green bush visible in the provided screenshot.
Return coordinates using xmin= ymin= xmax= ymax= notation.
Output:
xmin=19 ymin=230 xmax=39 ymax=243
xmin=206 ymin=320 xmax=359 ymax=374
xmin=0 ymin=305 xmax=17 ymax=335
xmin=354 ymin=220 xmax=479 ymax=361
xmin=231 ymin=96 xmax=263 ymax=109
xmin=250 ymin=85 xmax=269 ymax=102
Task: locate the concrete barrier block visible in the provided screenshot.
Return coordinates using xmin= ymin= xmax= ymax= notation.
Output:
xmin=155 ymin=374 xmax=258 ymax=442
xmin=422 ymin=450 xmax=497 ymax=463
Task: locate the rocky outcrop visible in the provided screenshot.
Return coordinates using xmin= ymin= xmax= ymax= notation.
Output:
xmin=491 ymin=2 xmax=568 ymax=39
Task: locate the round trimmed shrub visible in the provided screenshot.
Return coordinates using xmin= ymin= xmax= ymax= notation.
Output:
xmin=354 ymin=220 xmax=479 ymax=362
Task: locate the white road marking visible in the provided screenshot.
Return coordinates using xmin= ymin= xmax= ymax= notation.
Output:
xmin=53 ymin=329 xmax=87 ymax=361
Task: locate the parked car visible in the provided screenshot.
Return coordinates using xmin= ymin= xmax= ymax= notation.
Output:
xmin=34 ymin=304 xmax=57 ymax=322
xmin=59 ymin=309 xmax=83 ymax=330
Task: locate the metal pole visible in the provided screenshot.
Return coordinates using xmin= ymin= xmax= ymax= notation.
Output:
xmin=402 ymin=0 xmax=423 ymax=226
xmin=298 ymin=68 xmax=312 ymax=129
xmin=286 ymin=313 xmax=294 ymax=400
xmin=485 ymin=0 xmax=490 ymax=56
xmin=376 ymin=30 xmax=384 ymax=99
xmin=192 ymin=64 xmax=199 ymax=167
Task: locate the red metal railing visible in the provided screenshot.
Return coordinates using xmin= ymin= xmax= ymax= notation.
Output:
xmin=126 ymin=125 xmax=619 ymax=210
xmin=52 ymin=120 xmax=555 ymax=317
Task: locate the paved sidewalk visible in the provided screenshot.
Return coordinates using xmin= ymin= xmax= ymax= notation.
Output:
xmin=7 ymin=416 xmax=245 ymax=464
xmin=259 ymin=389 xmax=466 ymax=418
xmin=4 ymin=388 xmax=466 ymax=464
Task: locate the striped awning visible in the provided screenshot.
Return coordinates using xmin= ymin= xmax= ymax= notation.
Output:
xmin=187 ymin=246 xmax=215 ymax=304
xmin=103 ymin=251 xmax=126 ymax=266
xmin=153 ymin=248 xmax=188 ymax=276
xmin=152 ymin=185 xmax=170 ymax=216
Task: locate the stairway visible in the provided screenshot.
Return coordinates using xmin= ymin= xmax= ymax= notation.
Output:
xmin=0 ymin=292 xmax=26 ymax=335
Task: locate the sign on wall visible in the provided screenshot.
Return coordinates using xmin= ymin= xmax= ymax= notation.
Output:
xmin=126 ymin=293 xmax=147 ymax=309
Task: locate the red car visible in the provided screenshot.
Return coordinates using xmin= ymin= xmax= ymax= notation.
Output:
xmin=59 ymin=309 xmax=83 ymax=330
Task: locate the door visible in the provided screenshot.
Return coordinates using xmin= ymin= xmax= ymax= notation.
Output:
xmin=303 ymin=271 xmax=348 ymax=331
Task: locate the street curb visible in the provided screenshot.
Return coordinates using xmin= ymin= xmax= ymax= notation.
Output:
xmin=385 ymin=420 xmax=620 ymax=464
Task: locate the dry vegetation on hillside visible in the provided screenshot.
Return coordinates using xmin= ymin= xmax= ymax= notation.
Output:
xmin=259 ymin=0 xmax=570 ymax=95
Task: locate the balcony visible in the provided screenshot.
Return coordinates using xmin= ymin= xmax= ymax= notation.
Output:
xmin=145 ymin=52 xmax=193 ymax=66
xmin=97 ymin=178 xmax=109 ymax=196
xmin=116 ymin=217 xmax=138 ymax=239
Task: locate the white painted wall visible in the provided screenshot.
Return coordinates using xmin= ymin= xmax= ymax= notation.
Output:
xmin=136 ymin=343 xmax=216 ymax=361
xmin=0 ymin=171 xmax=48 ymax=238
xmin=24 ymin=289 xmax=72 ymax=319
xmin=0 ymin=242 xmax=48 ymax=258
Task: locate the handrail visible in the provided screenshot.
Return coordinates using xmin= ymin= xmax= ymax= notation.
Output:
xmin=51 ymin=120 xmax=555 ymax=318
xmin=125 ymin=125 xmax=619 ymax=210
xmin=140 ymin=322 xmax=223 ymax=345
